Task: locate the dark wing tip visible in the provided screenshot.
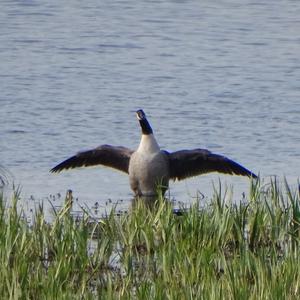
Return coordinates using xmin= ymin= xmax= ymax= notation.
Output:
xmin=50 ymin=167 xmax=58 ymax=173
xmin=246 ymin=169 xmax=258 ymax=179
xmin=50 ymin=165 xmax=64 ymax=173
xmin=50 ymin=157 xmax=76 ymax=173
xmin=50 ymin=152 xmax=88 ymax=173
xmin=225 ymin=158 xmax=258 ymax=179
xmin=248 ymin=171 xmax=258 ymax=179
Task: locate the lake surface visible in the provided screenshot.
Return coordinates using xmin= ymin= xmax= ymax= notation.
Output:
xmin=1 ymin=0 xmax=299 ymax=212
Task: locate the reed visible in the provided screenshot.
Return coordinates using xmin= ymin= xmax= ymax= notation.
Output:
xmin=0 ymin=178 xmax=300 ymax=299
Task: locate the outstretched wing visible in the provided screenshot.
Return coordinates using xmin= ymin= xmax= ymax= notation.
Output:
xmin=50 ymin=144 xmax=134 ymax=174
xmin=167 ymin=149 xmax=257 ymax=181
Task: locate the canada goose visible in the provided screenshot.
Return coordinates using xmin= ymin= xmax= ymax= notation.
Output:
xmin=51 ymin=109 xmax=257 ymax=197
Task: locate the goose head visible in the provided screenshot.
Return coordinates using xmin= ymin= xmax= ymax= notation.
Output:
xmin=136 ymin=109 xmax=153 ymax=135
xmin=136 ymin=109 xmax=160 ymax=153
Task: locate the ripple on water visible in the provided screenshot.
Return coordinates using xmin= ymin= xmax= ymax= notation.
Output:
xmin=0 ymin=0 xmax=299 ymax=209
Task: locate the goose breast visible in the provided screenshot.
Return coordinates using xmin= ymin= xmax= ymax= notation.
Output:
xmin=128 ymin=151 xmax=169 ymax=196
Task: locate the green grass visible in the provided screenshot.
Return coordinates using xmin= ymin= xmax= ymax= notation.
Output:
xmin=0 ymin=178 xmax=300 ymax=299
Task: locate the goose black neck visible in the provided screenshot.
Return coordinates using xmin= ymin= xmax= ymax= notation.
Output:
xmin=139 ymin=118 xmax=153 ymax=135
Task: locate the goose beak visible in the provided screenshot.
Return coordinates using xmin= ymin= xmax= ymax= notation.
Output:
xmin=136 ymin=109 xmax=146 ymax=120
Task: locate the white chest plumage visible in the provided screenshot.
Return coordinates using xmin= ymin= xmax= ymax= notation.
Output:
xmin=129 ymin=134 xmax=169 ymax=196
xmin=136 ymin=134 xmax=160 ymax=154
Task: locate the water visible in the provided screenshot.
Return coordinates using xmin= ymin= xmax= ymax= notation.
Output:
xmin=1 ymin=0 xmax=299 ymax=212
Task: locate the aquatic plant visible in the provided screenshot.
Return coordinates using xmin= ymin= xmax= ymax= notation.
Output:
xmin=0 ymin=178 xmax=300 ymax=299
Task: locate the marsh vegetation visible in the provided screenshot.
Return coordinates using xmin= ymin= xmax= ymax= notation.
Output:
xmin=0 ymin=178 xmax=300 ymax=299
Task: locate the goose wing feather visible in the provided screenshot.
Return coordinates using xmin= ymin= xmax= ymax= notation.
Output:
xmin=51 ymin=145 xmax=134 ymax=174
xmin=167 ymin=149 xmax=257 ymax=180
